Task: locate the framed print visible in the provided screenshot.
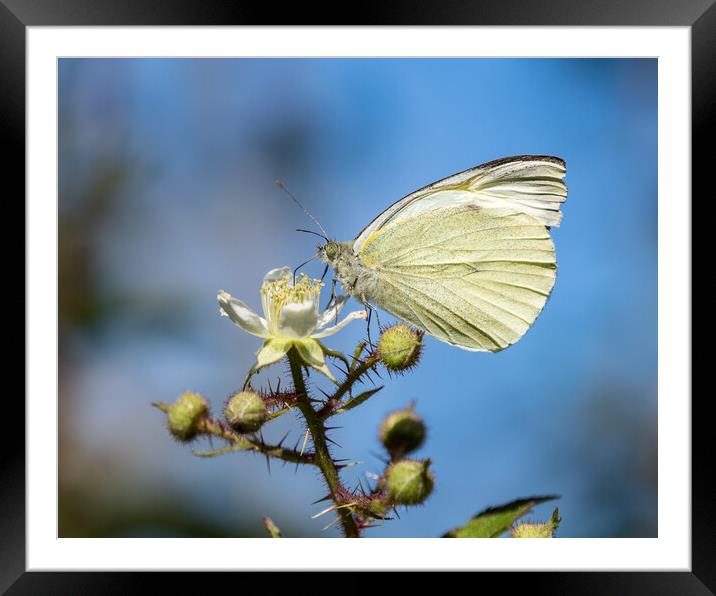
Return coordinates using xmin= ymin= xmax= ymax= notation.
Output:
xmin=8 ymin=0 xmax=706 ymax=592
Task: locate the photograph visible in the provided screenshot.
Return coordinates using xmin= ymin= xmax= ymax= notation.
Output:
xmin=57 ymin=56 xmax=658 ymax=540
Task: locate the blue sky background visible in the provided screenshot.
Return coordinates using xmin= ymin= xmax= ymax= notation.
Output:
xmin=58 ymin=58 xmax=657 ymax=538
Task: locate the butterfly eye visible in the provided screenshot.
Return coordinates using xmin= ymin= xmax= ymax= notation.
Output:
xmin=324 ymin=242 xmax=338 ymax=260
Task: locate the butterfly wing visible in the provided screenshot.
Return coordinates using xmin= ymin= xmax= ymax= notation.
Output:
xmin=353 ymin=155 xmax=566 ymax=254
xmin=358 ymin=206 xmax=556 ymax=351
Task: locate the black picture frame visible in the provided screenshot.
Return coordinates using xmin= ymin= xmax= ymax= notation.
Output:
xmin=6 ymin=1 xmax=704 ymax=593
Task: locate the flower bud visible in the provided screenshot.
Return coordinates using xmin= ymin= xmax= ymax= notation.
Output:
xmin=379 ymin=407 xmax=426 ymax=457
xmin=511 ymin=507 xmax=560 ymax=538
xmin=511 ymin=523 xmax=555 ymax=538
xmin=368 ymin=497 xmax=390 ymax=519
xmin=166 ymin=391 xmax=209 ymax=442
xmin=225 ymin=390 xmax=268 ymax=433
xmin=377 ymin=323 xmax=423 ymax=372
xmin=386 ymin=459 xmax=434 ymax=505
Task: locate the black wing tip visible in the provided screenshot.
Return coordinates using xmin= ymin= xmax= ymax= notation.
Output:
xmin=480 ymin=154 xmax=566 ymax=169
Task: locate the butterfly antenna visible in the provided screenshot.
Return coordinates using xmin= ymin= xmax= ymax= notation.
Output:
xmin=275 ymin=180 xmax=329 ymax=239
xmin=293 ymin=253 xmax=319 ymax=284
xmin=296 ymin=228 xmax=328 ymax=241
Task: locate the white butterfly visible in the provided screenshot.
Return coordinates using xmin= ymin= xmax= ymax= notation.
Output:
xmin=316 ymin=155 xmax=568 ymax=352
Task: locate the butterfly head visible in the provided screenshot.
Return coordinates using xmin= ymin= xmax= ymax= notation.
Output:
xmin=318 ymin=240 xmax=341 ymax=264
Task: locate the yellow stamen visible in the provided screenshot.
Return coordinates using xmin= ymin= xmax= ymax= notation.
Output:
xmin=261 ymin=273 xmax=323 ymax=329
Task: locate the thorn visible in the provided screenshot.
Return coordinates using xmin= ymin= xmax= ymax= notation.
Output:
xmin=321 ymin=516 xmax=341 ymax=532
xmin=325 ymin=436 xmax=342 ymax=448
xmin=324 ymin=425 xmax=343 ymax=431
xmin=311 ymin=493 xmax=333 ymax=505
xmin=277 ymin=431 xmax=290 ymax=448
xmin=369 ymin=449 xmax=390 ymax=465
xmin=300 ymin=429 xmax=310 ymax=456
xmin=335 ymin=502 xmax=358 ymax=511
xmin=311 ymin=504 xmax=337 ymax=519
xmin=338 ymin=460 xmax=362 ymax=469
xmin=333 ymin=363 xmax=349 ymax=376
xmin=265 ymin=453 xmax=271 ymax=475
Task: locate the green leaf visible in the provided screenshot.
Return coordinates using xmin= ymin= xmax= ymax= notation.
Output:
xmin=443 ymin=495 xmax=559 ymax=538
xmin=331 ymin=387 xmax=383 ymax=416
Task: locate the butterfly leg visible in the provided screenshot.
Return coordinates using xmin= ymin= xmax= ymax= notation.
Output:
xmin=329 ymin=279 xmax=339 ymax=324
xmin=359 ymin=293 xmax=382 ymax=351
xmin=365 ymin=308 xmax=374 ymax=349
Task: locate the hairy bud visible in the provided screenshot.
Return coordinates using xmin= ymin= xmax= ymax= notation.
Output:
xmin=368 ymin=497 xmax=391 ymax=520
xmin=379 ymin=406 xmax=426 ymax=457
xmin=225 ymin=390 xmax=268 ymax=433
xmin=386 ymin=459 xmax=434 ymax=506
xmin=166 ymin=391 xmax=209 ymax=442
xmin=377 ymin=324 xmax=423 ymax=372
xmin=511 ymin=523 xmax=555 ymax=538
xmin=512 ymin=508 xmax=561 ymax=538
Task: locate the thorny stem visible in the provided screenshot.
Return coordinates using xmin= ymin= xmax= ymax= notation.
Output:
xmin=199 ymin=418 xmax=315 ymax=465
xmin=287 ymin=347 xmax=361 ymax=538
xmin=317 ymin=352 xmax=380 ymax=419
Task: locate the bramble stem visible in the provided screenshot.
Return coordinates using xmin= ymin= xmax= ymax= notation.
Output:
xmin=199 ymin=418 xmax=315 ymax=465
xmin=317 ymin=352 xmax=380 ymax=419
xmin=287 ymin=348 xmax=361 ymax=538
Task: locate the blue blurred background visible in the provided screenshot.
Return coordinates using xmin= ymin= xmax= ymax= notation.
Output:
xmin=58 ymin=58 xmax=657 ymax=538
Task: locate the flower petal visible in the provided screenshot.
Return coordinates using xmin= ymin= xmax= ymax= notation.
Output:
xmin=278 ymin=299 xmax=320 ymax=338
xmin=263 ymin=266 xmax=292 ymax=285
xmin=294 ymin=339 xmax=336 ymax=382
xmin=315 ymin=294 xmax=349 ymax=330
xmin=256 ymin=338 xmax=292 ymax=369
xmin=311 ymin=310 xmax=368 ymax=339
xmin=218 ymin=290 xmax=269 ymax=337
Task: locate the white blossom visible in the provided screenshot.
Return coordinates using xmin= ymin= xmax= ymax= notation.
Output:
xmin=218 ymin=267 xmax=367 ymax=381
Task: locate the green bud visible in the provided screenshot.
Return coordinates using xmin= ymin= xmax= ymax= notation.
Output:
xmin=368 ymin=498 xmax=390 ymax=519
xmin=512 ymin=507 xmax=561 ymax=538
xmin=225 ymin=390 xmax=268 ymax=433
xmin=379 ymin=407 xmax=426 ymax=457
xmin=166 ymin=391 xmax=209 ymax=442
xmin=511 ymin=523 xmax=555 ymax=538
xmin=386 ymin=459 xmax=434 ymax=505
xmin=378 ymin=323 xmax=423 ymax=372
